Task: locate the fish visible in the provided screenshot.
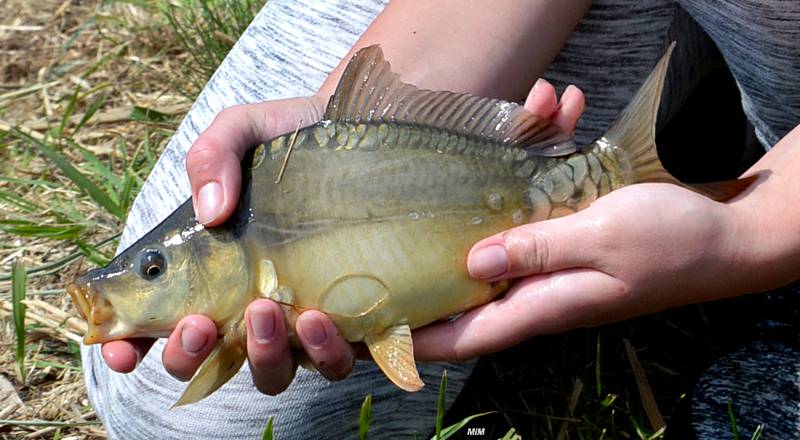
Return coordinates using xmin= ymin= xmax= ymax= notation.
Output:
xmin=66 ymin=42 xmax=752 ymax=407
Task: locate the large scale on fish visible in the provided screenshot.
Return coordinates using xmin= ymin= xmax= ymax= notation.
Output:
xmin=67 ymin=43 xmax=750 ymax=406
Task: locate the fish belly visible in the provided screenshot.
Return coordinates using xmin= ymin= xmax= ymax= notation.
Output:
xmin=268 ymin=211 xmax=515 ymax=341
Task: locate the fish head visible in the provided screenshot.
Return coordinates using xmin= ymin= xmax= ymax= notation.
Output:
xmin=68 ymin=201 xmax=250 ymax=344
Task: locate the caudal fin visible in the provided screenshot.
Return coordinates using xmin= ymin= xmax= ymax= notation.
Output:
xmin=601 ymin=42 xmax=754 ymax=201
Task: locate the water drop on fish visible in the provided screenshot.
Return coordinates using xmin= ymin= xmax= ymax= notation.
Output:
xmin=512 ymin=209 xmax=525 ymax=225
xmin=470 ymin=216 xmax=483 ymax=225
xmin=486 ymin=192 xmax=503 ymax=211
xmin=408 ymin=211 xmax=421 ymax=221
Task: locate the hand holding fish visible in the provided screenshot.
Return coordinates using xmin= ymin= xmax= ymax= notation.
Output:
xmin=413 ymin=182 xmax=748 ymax=360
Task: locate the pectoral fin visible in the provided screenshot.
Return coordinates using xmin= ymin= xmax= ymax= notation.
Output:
xmin=173 ymin=317 xmax=247 ymax=407
xmin=364 ymin=324 xmax=424 ymax=392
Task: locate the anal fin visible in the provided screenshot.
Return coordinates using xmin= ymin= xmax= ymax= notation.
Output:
xmin=173 ymin=317 xmax=247 ymax=407
xmin=364 ymin=324 xmax=424 ymax=392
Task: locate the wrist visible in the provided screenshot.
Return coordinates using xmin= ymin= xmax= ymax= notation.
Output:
xmin=726 ymin=192 xmax=800 ymax=293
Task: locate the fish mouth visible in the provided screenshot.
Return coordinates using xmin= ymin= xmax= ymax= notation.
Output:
xmin=66 ymin=281 xmax=116 ymax=344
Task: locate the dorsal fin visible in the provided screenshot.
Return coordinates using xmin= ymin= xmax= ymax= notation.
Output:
xmin=325 ymin=45 xmax=576 ymax=156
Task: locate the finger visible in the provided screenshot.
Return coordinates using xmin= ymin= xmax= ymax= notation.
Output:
xmin=162 ymin=315 xmax=218 ymax=381
xmin=245 ymin=300 xmax=297 ymax=395
xmin=467 ymin=212 xmax=603 ymax=281
xmin=295 ymin=311 xmax=356 ymax=381
xmin=186 ymin=104 xmax=264 ymax=226
xmin=413 ymin=269 xmax=625 ymax=362
xmin=552 ymin=85 xmax=585 ymax=133
xmin=523 ymin=79 xmax=558 ymax=119
xmin=102 ymin=338 xmax=155 ymax=373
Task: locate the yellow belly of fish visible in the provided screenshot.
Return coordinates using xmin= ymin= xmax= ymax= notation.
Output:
xmin=264 ymin=211 xmax=514 ymax=342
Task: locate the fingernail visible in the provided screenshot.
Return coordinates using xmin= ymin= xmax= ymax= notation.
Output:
xmin=531 ymin=78 xmax=544 ymax=94
xmin=532 ymin=78 xmax=550 ymax=94
xmin=180 ymin=321 xmax=208 ymax=354
xmin=250 ymin=303 xmax=276 ymax=343
xmin=196 ymin=181 xmax=223 ymax=224
xmin=564 ymin=84 xmax=578 ymax=95
xmin=468 ymin=244 xmax=508 ymax=279
xmin=302 ymin=318 xmax=328 ymax=349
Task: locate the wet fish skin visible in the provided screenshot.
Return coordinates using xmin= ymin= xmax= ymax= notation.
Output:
xmin=67 ymin=43 xmax=751 ymax=406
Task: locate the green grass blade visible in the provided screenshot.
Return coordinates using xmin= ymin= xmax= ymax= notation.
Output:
xmin=646 ymin=426 xmax=666 ymax=440
xmin=12 ymin=260 xmax=27 ymax=383
xmin=0 ymin=219 xmax=82 ymax=240
xmin=74 ymin=92 xmax=109 ymax=133
xmin=129 ymin=106 xmax=172 ymax=123
xmin=0 ymin=189 xmax=43 ymax=213
xmin=65 ymin=138 xmax=122 ymax=194
xmin=499 ymin=427 xmax=522 ymax=440
xmin=57 ymin=88 xmax=80 ymax=138
xmin=75 ymin=239 xmax=113 ymax=267
xmin=11 ymin=128 xmax=124 ymax=218
xmin=359 ymin=394 xmax=372 ymax=440
xmin=750 ymin=424 xmax=764 ymax=440
xmin=260 ymin=416 xmax=273 ymax=440
xmin=435 ymin=370 xmax=447 ymax=440
xmin=432 ymin=412 xmax=495 ymax=440
xmin=118 ymin=173 xmax=136 ymax=213
xmin=629 ymin=415 xmax=648 ymax=440
xmin=0 ymin=176 xmax=57 ymax=188
xmin=728 ymin=400 xmax=741 ymax=440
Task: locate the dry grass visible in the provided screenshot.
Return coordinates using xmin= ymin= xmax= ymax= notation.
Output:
xmin=1 ymin=1 xmax=194 ymax=437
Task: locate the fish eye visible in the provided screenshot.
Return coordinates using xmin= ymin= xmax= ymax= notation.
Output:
xmin=137 ymin=249 xmax=166 ymax=280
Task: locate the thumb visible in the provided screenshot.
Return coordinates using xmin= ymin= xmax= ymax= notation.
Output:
xmin=186 ymin=97 xmax=324 ymax=226
xmin=467 ymin=214 xmax=600 ymax=281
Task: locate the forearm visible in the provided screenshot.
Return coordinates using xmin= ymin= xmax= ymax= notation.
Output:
xmin=316 ymin=0 xmax=591 ymax=101
xmin=727 ymin=124 xmax=800 ymax=292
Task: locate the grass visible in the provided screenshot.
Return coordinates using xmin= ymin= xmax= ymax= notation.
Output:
xmin=728 ymin=401 xmax=765 ymax=440
xmin=0 ymin=0 xmax=259 ymax=437
xmin=12 ymin=261 xmax=27 ymax=383
xmin=359 ymin=394 xmax=372 ymax=440
xmin=0 ymin=1 xmax=782 ymax=439
xmin=155 ymin=0 xmax=263 ymax=97
xmin=351 ymin=372 xmax=494 ymax=440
